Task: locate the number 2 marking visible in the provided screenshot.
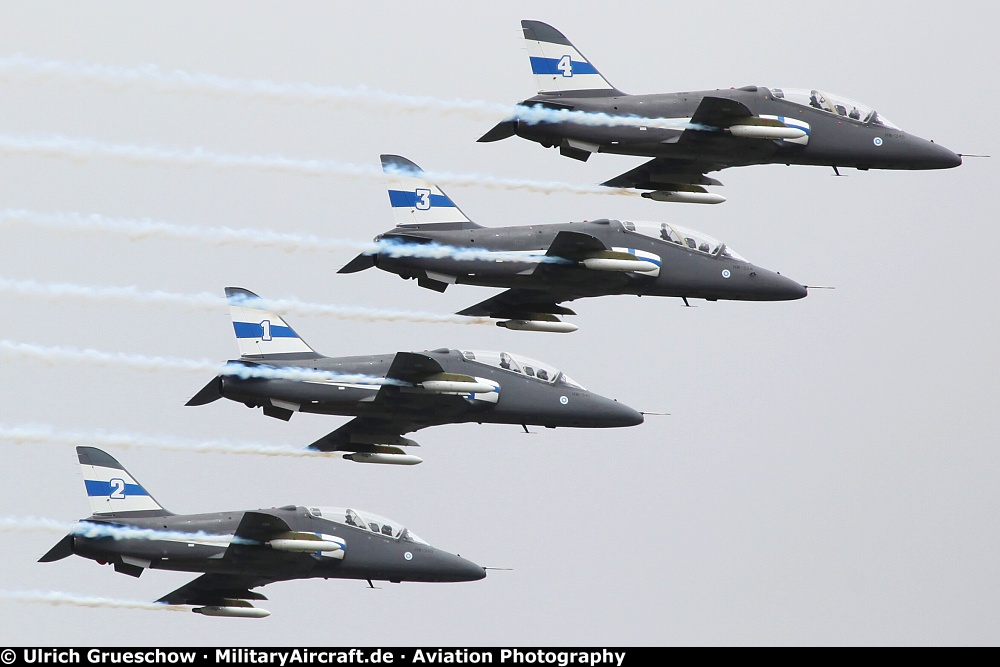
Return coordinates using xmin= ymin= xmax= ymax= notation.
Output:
xmin=109 ymin=478 xmax=126 ymax=499
xmin=557 ymin=55 xmax=573 ymax=77
xmin=415 ymin=188 xmax=431 ymax=210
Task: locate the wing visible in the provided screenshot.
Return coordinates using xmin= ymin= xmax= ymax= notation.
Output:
xmin=457 ymin=289 xmax=579 ymax=319
xmin=308 ymin=352 xmax=480 ymax=452
xmin=308 ymin=416 xmax=425 ymax=452
xmin=157 ymin=573 xmax=273 ymax=606
xmin=602 ymin=157 xmax=726 ymax=191
xmin=688 ymin=95 xmax=753 ymax=127
xmin=543 ymin=230 xmax=609 ymax=261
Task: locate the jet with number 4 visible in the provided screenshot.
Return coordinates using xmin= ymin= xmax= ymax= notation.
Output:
xmin=186 ymin=287 xmax=643 ymax=464
xmin=478 ymin=20 xmax=963 ymax=204
xmin=39 ymin=447 xmax=486 ymax=618
xmin=338 ymin=155 xmax=806 ymax=332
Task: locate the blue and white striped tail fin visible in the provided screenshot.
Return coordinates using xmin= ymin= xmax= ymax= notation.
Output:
xmin=521 ymin=20 xmax=618 ymax=95
xmin=77 ymin=447 xmax=169 ymax=517
xmin=381 ymin=154 xmax=479 ymax=228
xmin=225 ymin=287 xmax=320 ymax=360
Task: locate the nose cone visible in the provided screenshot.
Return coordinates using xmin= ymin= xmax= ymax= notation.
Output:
xmin=742 ymin=269 xmax=808 ymax=301
xmin=434 ymin=551 xmax=487 ymax=582
xmin=920 ymin=139 xmax=963 ymax=169
xmin=606 ymin=400 xmax=645 ymax=427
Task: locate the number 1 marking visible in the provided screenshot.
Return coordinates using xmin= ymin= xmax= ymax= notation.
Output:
xmin=261 ymin=320 xmax=272 ymax=341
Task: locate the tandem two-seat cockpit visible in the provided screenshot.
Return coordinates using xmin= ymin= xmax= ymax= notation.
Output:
xmin=460 ymin=349 xmax=586 ymax=389
xmin=769 ymin=87 xmax=899 ymax=128
xmin=309 ymin=506 xmax=429 ymax=544
xmin=594 ymin=218 xmax=749 ymax=262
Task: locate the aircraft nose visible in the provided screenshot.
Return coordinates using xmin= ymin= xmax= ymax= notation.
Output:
xmin=446 ymin=553 xmax=487 ymax=582
xmin=752 ymin=270 xmax=807 ymax=301
xmin=604 ymin=399 xmax=645 ymax=427
xmin=926 ymin=141 xmax=962 ymax=169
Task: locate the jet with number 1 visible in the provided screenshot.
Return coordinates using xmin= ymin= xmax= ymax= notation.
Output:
xmin=338 ymin=155 xmax=806 ymax=332
xmin=40 ymin=447 xmax=486 ymax=618
xmin=186 ymin=287 xmax=643 ymax=464
xmin=479 ymin=20 xmax=963 ymax=204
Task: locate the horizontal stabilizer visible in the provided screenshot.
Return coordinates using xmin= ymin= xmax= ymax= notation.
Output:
xmin=338 ymin=253 xmax=376 ymax=274
xmin=38 ymin=534 xmax=74 ymax=562
xmin=186 ymin=376 xmax=223 ymax=406
xmin=478 ymin=119 xmax=517 ymax=143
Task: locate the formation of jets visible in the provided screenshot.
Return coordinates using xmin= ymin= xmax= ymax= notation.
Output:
xmin=37 ymin=19 xmax=964 ymax=617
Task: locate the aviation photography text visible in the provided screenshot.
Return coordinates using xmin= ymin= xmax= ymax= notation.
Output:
xmin=8 ymin=649 xmax=629 ymax=667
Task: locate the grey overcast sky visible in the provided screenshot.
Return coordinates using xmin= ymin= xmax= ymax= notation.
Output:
xmin=0 ymin=0 xmax=997 ymax=646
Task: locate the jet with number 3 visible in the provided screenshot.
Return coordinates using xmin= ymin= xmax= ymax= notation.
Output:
xmin=40 ymin=447 xmax=486 ymax=618
xmin=338 ymin=155 xmax=807 ymax=331
xmin=478 ymin=20 xmax=963 ymax=204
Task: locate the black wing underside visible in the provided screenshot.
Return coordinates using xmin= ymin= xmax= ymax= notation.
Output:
xmin=157 ymin=573 xmax=274 ymax=606
xmin=457 ymin=288 xmax=581 ymax=319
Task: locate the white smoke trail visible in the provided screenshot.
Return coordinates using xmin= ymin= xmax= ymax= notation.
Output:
xmin=0 ymin=209 xmax=566 ymax=264
xmin=0 ymin=134 xmax=639 ymax=198
xmin=0 ymin=589 xmax=187 ymax=613
xmin=0 ymin=54 xmax=699 ymax=130
xmin=0 ymin=516 xmax=244 ymax=545
xmin=0 ymin=277 xmax=494 ymax=327
xmin=0 ymin=340 xmax=406 ymax=386
xmin=0 ymin=423 xmax=333 ymax=458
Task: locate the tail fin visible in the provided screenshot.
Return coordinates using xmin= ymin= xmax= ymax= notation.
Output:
xmin=381 ymin=154 xmax=480 ymax=229
xmin=225 ymin=287 xmax=322 ymax=360
xmin=521 ymin=20 xmax=620 ymax=95
xmin=77 ymin=447 xmax=171 ymax=517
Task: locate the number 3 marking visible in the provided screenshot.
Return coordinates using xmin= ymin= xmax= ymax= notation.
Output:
xmin=109 ymin=478 xmax=126 ymax=499
xmin=415 ymin=188 xmax=432 ymax=210
xmin=557 ymin=55 xmax=573 ymax=77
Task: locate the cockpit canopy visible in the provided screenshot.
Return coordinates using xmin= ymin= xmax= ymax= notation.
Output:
xmin=619 ymin=220 xmax=748 ymax=262
xmin=308 ymin=506 xmax=428 ymax=544
xmin=461 ymin=350 xmax=586 ymax=389
xmin=770 ymin=88 xmax=900 ymax=129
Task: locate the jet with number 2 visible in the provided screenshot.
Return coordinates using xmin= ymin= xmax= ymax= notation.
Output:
xmin=338 ymin=155 xmax=806 ymax=332
xmin=186 ymin=287 xmax=643 ymax=464
xmin=479 ymin=20 xmax=963 ymax=204
xmin=40 ymin=447 xmax=486 ymax=618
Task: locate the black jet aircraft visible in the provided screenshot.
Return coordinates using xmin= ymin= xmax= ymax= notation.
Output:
xmin=338 ymin=155 xmax=806 ymax=331
xmin=479 ymin=20 xmax=963 ymax=204
xmin=186 ymin=287 xmax=643 ymax=464
xmin=39 ymin=447 xmax=486 ymax=617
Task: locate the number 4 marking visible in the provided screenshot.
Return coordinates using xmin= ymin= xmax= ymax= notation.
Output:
xmin=109 ymin=478 xmax=126 ymax=499
xmin=557 ymin=55 xmax=573 ymax=77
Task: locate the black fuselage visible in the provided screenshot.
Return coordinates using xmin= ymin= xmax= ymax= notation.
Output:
xmin=373 ymin=218 xmax=806 ymax=303
xmin=512 ymin=86 xmax=961 ymax=172
xmin=71 ymin=506 xmax=485 ymax=584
